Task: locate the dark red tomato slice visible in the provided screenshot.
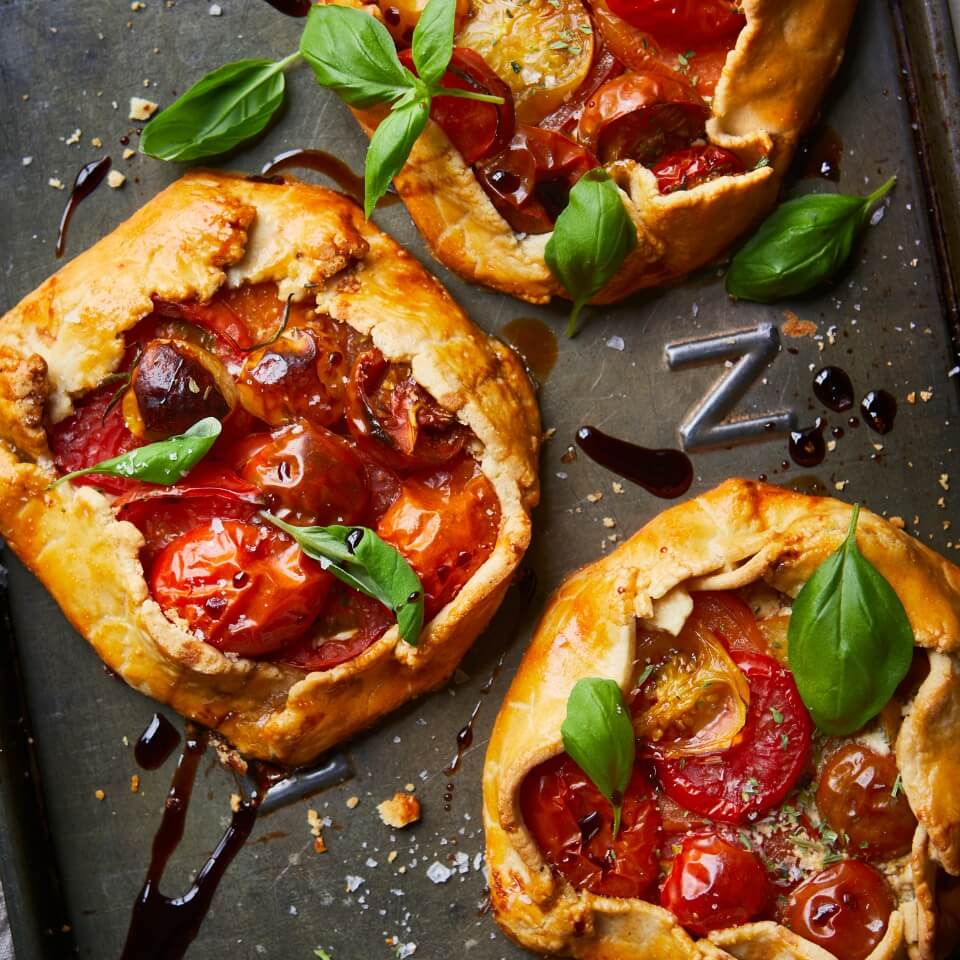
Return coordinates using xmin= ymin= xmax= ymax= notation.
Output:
xmin=476 ymin=125 xmax=598 ymax=234
xmin=150 ymin=519 xmax=331 ymax=656
xmin=399 ymin=47 xmax=515 ymax=164
xmin=114 ymin=460 xmax=264 ymax=510
xmin=661 ymin=834 xmax=769 ymax=935
xmin=688 ymin=591 xmax=767 ymax=654
xmin=151 ymin=296 xmax=252 ymax=356
xmin=652 ymin=145 xmax=744 ymax=194
xmin=277 ymin=584 xmax=394 ymax=672
xmin=360 ymin=456 xmax=403 ymax=524
xmin=376 ymin=457 xmax=499 ymax=619
xmin=783 ymin=861 xmax=894 ymax=960
xmin=604 ymin=0 xmax=746 ymax=48
xmin=653 ymin=651 xmax=813 ymax=824
xmin=346 ymin=349 xmax=467 ymax=471
xmin=578 ymin=73 xmax=708 ymax=165
xmin=520 ymin=753 xmax=661 ymax=900
xmin=48 ymin=383 xmax=141 ymax=495
xmin=816 ymin=744 xmax=916 ymax=859
xmin=539 ymin=47 xmax=625 ymax=137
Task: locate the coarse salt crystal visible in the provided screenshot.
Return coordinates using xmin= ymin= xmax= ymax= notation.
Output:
xmin=606 ymin=335 xmax=625 ymax=351
xmin=426 ymin=861 xmax=452 ymax=884
xmin=345 ymin=875 xmax=365 ymax=892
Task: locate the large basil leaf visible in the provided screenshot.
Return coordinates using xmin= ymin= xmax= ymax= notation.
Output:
xmin=411 ymin=0 xmax=456 ymax=87
xmin=363 ymin=95 xmax=430 ymax=218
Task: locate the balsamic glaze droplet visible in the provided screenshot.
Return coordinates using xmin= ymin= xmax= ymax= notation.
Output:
xmin=260 ymin=0 xmax=312 ymax=15
xmin=577 ymin=810 xmax=602 ymax=843
xmin=861 ymin=390 xmax=897 ymax=434
xmin=812 ymin=366 xmax=854 ymax=412
xmin=499 ymin=316 xmax=559 ymax=384
xmin=346 ymin=528 xmax=364 ymax=553
xmin=575 ymin=426 xmax=693 ymax=499
xmin=260 ymin=149 xmax=400 ymax=209
xmin=56 ymin=156 xmax=112 ymax=258
xmin=406 ymin=590 xmax=421 ymax=605
xmin=134 ymin=714 xmax=181 ymax=770
xmin=788 ymin=418 xmax=827 ymax=467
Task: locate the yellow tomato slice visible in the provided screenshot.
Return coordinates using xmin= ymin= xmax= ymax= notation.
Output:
xmin=377 ymin=0 xmax=469 ymax=45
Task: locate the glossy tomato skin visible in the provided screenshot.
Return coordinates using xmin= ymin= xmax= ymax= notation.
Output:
xmin=816 ymin=744 xmax=916 ymax=858
xmin=660 ymin=834 xmax=770 ymax=935
xmin=688 ymin=591 xmax=767 ymax=653
xmin=784 ymin=861 xmax=894 ymax=960
xmin=653 ymin=651 xmax=813 ymax=823
xmin=652 ymin=145 xmax=745 ymax=194
xmin=540 ymin=47 xmax=625 ymax=136
xmin=604 ymin=0 xmax=745 ymax=48
xmin=520 ymin=754 xmax=661 ymax=899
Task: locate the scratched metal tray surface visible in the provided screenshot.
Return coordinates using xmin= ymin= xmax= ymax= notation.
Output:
xmin=1 ymin=0 xmax=959 ymax=957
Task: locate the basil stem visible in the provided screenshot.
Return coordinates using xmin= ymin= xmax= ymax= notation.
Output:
xmin=726 ymin=176 xmax=896 ymax=303
xmin=561 ymin=677 xmax=635 ymax=836
xmin=787 ymin=504 xmax=914 ymax=735
xmin=262 ymin=512 xmax=425 ymax=646
xmin=51 ymin=417 xmax=222 ymax=488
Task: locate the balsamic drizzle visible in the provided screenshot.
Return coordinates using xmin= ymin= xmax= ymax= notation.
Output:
xmin=134 ymin=714 xmax=180 ymax=770
xmin=55 ymin=156 xmax=112 ymax=258
xmin=260 ymin=149 xmax=400 ymax=209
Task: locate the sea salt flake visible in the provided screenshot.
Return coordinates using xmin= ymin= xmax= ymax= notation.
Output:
xmin=426 ymin=861 xmax=452 ymax=884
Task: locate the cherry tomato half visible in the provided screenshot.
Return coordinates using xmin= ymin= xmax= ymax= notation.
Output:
xmin=151 ymin=295 xmax=252 ymax=354
xmin=783 ymin=861 xmax=894 ymax=960
xmin=520 ymin=753 xmax=661 ymax=899
xmin=687 ymin=591 xmax=767 ymax=653
xmin=150 ymin=519 xmax=331 ymax=656
xmin=652 ymin=145 xmax=745 ymax=194
xmin=661 ymin=834 xmax=769 ymax=935
xmin=653 ymin=651 xmax=813 ymax=824
xmin=578 ymin=72 xmax=708 ymax=165
xmin=539 ymin=47 xmax=625 ymax=136
xmin=604 ymin=0 xmax=746 ymax=49
xmin=476 ymin=125 xmax=598 ymax=234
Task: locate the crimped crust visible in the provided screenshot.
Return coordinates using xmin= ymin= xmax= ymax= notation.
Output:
xmin=0 ymin=171 xmax=540 ymax=766
xmin=483 ymin=479 xmax=960 ymax=960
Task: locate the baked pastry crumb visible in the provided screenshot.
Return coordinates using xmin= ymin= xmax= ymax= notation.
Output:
xmin=377 ymin=792 xmax=421 ymax=829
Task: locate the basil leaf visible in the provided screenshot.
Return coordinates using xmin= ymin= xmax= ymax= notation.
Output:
xmin=51 ymin=417 xmax=221 ymax=488
xmin=544 ymin=170 xmax=636 ymax=338
xmin=412 ymin=0 xmax=456 ymax=87
xmin=140 ymin=57 xmax=296 ymax=162
xmin=787 ymin=504 xmax=914 ymax=735
xmin=726 ymin=177 xmax=896 ymax=303
xmin=364 ymin=95 xmax=430 ymax=218
xmin=300 ymin=4 xmax=414 ymax=108
xmin=263 ymin=513 xmax=424 ymax=646
xmin=560 ymin=677 xmax=635 ymax=835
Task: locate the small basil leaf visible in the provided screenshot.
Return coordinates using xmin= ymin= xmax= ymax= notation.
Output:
xmin=726 ymin=176 xmax=896 ymax=303
xmin=412 ymin=0 xmax=456 ymax=88
xmin=788 ymin=504 xmax=914 ymax=735
xmin=262 ymin=513 xmax=425 ymax=646
xmin=560 ymin=677 xmax=635 ymax=836
xmin=51 ymin=417 xmax=221 ymax=488
xmin=140 ymin=57 xmax=294 ymax=162
xmin=364 ymin=95 xmax=430 ymax=218
xmin=544 ymin=170 xmax=636 ymax=338
xmin=300 ymin=4 xmax=414 ymax=108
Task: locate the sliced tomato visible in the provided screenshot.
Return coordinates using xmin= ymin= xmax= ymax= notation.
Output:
xmin=783 ymin=861 xmax=894 ymax=960
xmin=661 ymin=833 xmax=769 ymax=935
xmin=652 ymin=145 xmax=744 ymax=193
xmin=539 ymin=46 xmax=625 ymax=136
xmin=150 ymin=519 xmax=331 ymax=656
xmin=520 ymin=754 xmax=661 ymax=900
xmin=476 ymin=125 xmax=598 ymax=234
xmin=113 ymin=460 xmax=263 ymax=510
xmin=652 ymin=651 xmax=812 ymax=824
xmin=400 ymin=47 xmax=515 ymax=164
xmin=577 ymin=72 xmax=708 ymax=164
xmin=151 ymin=296 xmax=252 ymax=354
xmin=687 ymin=591 xmax=767 ymax=654
xmin=604 ymin=0 xmax=745 ymax=48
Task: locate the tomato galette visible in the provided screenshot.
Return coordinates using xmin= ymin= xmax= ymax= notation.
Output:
xmin=0 ymin=171 xmax=539 ymax=766
xmin=340 ymin=0 xmax=858 ymax=303
xmin=484 ymin=480 xmax=960 ymax=960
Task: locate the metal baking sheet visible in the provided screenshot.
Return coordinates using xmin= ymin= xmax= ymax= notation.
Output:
xmin=1 ymin=1 xmax=959 ymax=957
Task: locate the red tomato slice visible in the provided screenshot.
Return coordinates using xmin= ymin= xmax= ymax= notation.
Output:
xmin=688 ymin=590 xmax=767 ymax=653
xmin=520 ymin=753 xmax=661 ymax=900
xmin=151 ymin=296 xmax=253 ymax=352
xmin=783 ymin=861 xmax=894 ymax=960
xmin=400 ymin=47 xmax=515 ymax=164
xmin=113 ymin=460 xmax=264 ymax=509
xmin=150 ymin=519 xmax=331 ymax=657
xmin=660 ymin=833 xmax=769 ymax=934
xmin=652 ymin=145 xmax=745 ymax=193
xmin=539 ymin=46 xmax=625 ymax=136
xmin=652 ymin=651 xmax=813 ymax=824
xmin=604 ymin=0 xmax=745 ymax=48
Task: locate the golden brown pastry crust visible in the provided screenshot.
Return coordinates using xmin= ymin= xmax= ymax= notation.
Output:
xmin=0 ymin=171 xmax=540 ymax=767
xmin=342 ymin=0 xmax=859 ymax=303
xmin=483 ymin=479 xmax=960 ymax=960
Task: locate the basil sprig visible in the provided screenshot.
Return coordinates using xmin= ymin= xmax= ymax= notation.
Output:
xmin=263 ymin=513 xmax=424 ymax=646
xmin=560 ymin=677 xmax=635 ymax=836
xmin=51 ymin=417 xmax=221 ymax=488
xmin=726 ymin=176 xmax=896 ymax=303
xmin=300 ymin=0 xmax=503 ymax=217
xmin=544 ymin=170 xmax=637 ymax=338
xmin=788 ymin=504 xmax=914 ymax=735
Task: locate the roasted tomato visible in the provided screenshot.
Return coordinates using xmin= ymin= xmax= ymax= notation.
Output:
xmin=652 ymin=145 xmax=744 ymax=193
xmin=816 ymin=744 xmax=916 ymax=859
xmin=379 ymin=0 xmax=468 ymax=45
xmin=234 ymin=420 xmax=369 ymax=526
xmin=346 ymin=349 xmax=467 ymax=470
xmin=653 ymin=651 xmax=812 ymax=823
xmin=660 ymin=834 xmax=769 ymax=934
xmin=783 ymin=861 xmax=894 ymax=960
xmin=540 ymin=47 xmax=625 ymax=136
xmin=520 ymin=754 xmax=661 ymax=899
xmin=150 ymin=519 xmax=330 ymax=656
xmin=604 ymin=0 xmax=745 ymax=48
xmin=578 ymin=73 xmax=708 ymax=164
xmin=400 ymin=48 xmax=515 ymax=164
xmin=476 ymin=126 xmax=598 ymax=234
xmin=687 ymin=591 xmax=767 ymax=654
xmin=376 ymin=457 xmax=499 ymax=618
xmin=150 ymin=295 xmax=253 ymax=362
xmin=455 ymin=0 xmax=594 ymax=124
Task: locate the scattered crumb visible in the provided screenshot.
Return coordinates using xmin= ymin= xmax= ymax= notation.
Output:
xmin=95 ymin=789 xmax=105 ymax=801
xmin=827 ymin=440 xmax=837 ymax=452
xmin=920 ymin=389 xmax=933 ymax=402
xmin=602 ymin=517 xmax=616 ymax=528
xmin=91 ymin=136 xmax=103 ymax=148
xmin=230 ymin=793 xmax=241 ymax=813
xmin=130 ymin=774 xmax=140 ymax=794
xmin=906 ymin=391 xmax=916 ymax=404
xmin=782 ymin=310 xmax=817 ymax=338
xmin=612 ymin=481 xmax=624 ymax=495
xmin=834 ymin=480 xmax=848 ymax=491
xmin=377 ymin=792 xmax=421 ymax=829
xmin=939 ymin=474 xmax=950 ymax=491
xmin=209 ymin=2 xmax=223 ymax=13
xmin=346 ymin=795 xmax=360 ymax=810
xmin=129 ymin=96 xmax=159 ymax=121
xmin=889 ymin=516 xmax=905 ymax=529
xmin=404 ymin=783 xmax=415 ymax=792
xmin=542 ymin=427 xmax=556 ymax=441
xmin=387 ymin=850 xmax=398 ymax=863
xmin=48 ymin=178 xmax=65 ymax=190
xmin=308 ymin=810 xmax=328 ymax=853
xmin=21 ymin=156 xmax=32 ymax=166
xmin=65 ymin=128 xmax=81 ymax=145
xmin=123 ymin=148 xmax=137 ymax=160
xmin=107 ymin=170 xmax=126 ymax=188
xmin=586 ymin=491 xmax=603 ymax=503
xmin=131 ymin=1 xmax=146 ymax=8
